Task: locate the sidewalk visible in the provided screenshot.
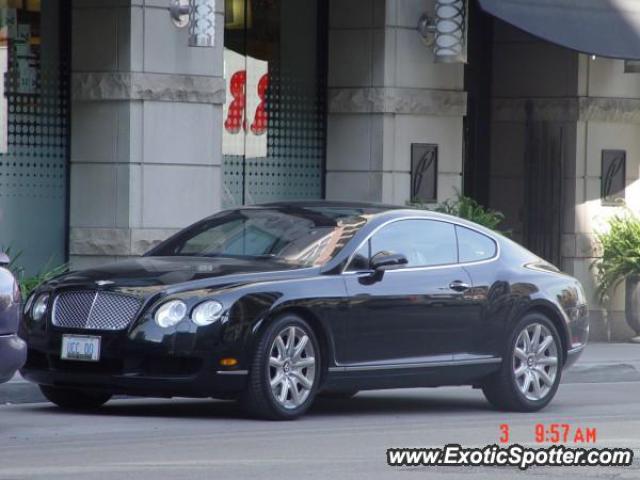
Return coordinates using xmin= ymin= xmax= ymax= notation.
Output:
xmin=1 ymin=372 xmax=45 ymax=404
xmin=562 ymin=342 xmax=640 ymax=384
xmin=2 ymin=343 xmax=640 ymax=405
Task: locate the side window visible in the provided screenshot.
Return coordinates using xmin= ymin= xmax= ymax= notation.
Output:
xmin=456 ymin=226 xmax=497 ymax=263
xmin=346 ymin=241 xmax=370 ymax=271
xmin=369 ymin=220 xmax=457 ymax=267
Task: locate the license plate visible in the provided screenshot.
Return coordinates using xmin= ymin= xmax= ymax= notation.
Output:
xmin=61 ymin=335 xmax=101 ymax=362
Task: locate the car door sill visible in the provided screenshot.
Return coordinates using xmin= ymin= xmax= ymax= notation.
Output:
xmin=328 ymin=357 xmax=502 ymax=373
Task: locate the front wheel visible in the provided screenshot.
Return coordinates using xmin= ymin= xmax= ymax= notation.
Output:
xmin=482 ymin=313 xmax=562 ymax=412
xmin=242 ymin=314 xmax=321 ymax=420
xmin=39 ymin=385 xmax=112 ymax=410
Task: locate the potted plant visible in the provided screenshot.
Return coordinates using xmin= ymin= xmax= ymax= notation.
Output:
xmin=593 ymin=210 xmax=640 ymax=339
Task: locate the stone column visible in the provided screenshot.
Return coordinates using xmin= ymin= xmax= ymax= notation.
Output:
xmin=325 ymin=0 xmax=466 ymax=204
xmin=69 ymin=0 xmax=225 ymax=268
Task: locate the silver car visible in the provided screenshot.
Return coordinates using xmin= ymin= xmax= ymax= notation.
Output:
xmin=0 ymin=253 xmax=26 ymax=383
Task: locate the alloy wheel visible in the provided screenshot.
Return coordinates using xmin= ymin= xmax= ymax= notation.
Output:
xmin=512 ymin=322 xmax=559 ymax=401
xmin=268 ymin=326 xmax=317 ymax=409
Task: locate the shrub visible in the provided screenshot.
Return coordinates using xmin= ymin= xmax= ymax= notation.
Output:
xmin=1 ymin=245 xmax=67 ymax=299
xmin=593 ymin=210 xmax=640 ymax=304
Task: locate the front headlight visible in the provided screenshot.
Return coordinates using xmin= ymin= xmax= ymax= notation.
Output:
xmin=191 ymin=300 xmax=224 ymax=326
xmin=155 ymin=300 xmax=187 ymax=328
xmin=23 ymin=292 xmax=36 ymax=316
xmin=32 ymin=293 xmax=50 ymax=321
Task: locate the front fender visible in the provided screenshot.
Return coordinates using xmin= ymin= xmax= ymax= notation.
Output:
xmin=218 ymin=276 xmax=347 ymax=369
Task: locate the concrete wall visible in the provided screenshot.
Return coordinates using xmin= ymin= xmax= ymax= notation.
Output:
xmin=489 ymin=20 xmax=640 ymax=341
xmin=489 ymin=21 xmax=579 ymax=243
xmin=69 ymin=0 xmax=225 ymax=268
xmin=325 ymin=0 xmax=466 ymax=205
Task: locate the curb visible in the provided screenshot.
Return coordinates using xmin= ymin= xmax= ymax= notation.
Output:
xmin=562 ymin=362 xmax=640 ymax=384
xmin=2 ymin=362 xmax=640 ymax=405
xmin=0 ymin=382 xmax=45 ymax=405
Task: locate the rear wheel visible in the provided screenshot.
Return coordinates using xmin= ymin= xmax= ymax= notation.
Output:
xmin=242 ymin=314 xmax=321 ymax=420
xmin=39 ymin=385 xmax=112 ymax=410
xmin=482 ymin=312 xmax=562 ymax=412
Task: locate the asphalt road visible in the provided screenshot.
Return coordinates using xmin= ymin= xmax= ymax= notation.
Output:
xmin=1 ymin=382 xmax=639 ymax=480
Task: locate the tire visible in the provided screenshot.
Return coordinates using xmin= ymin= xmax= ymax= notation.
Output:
xmin=482 ymin=312 xmax=563 ymax=412
xmin=39 ymin=385 xmax=111 ymax=410
xmin=318 ymin=390 xmax=359 ymax=400
xmin=242 ymin=313 xmax=321 ymax=420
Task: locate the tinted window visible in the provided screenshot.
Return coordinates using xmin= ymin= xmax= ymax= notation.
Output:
xmin=346 ymin=241 xmax=370 ymax=271
xmin=370 ymin=220 xmax=457 ymax=267
xmin=456 ymin=226 xmax=497 ymax=263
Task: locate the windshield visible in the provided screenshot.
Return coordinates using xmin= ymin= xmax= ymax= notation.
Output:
xmin=151 ymin=207 xmax=378 ymax=267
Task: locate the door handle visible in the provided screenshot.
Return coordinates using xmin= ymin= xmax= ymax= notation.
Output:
xmin=449 ymin=280 xmax=470 ymax=292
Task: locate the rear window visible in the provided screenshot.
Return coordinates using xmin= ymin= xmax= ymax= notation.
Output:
xmin=456 ymin=226 xmax=497 ymax=263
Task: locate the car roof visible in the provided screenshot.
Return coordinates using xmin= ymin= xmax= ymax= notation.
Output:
xmin=257 ymin=200 xmax=403 ymax=211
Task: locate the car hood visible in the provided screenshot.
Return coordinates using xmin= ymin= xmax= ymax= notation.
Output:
xmin=46 ymin=256 xmax=315 ymax=295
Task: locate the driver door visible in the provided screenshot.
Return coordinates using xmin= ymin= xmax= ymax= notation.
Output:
xmin=342 ymin=219 xmax=477 ymax=365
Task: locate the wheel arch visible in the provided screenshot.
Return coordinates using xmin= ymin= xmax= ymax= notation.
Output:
xmin=252 ymin=306 xmax=333 ymax=386
xmin=524 ymin=303 xmax=569 ymax=365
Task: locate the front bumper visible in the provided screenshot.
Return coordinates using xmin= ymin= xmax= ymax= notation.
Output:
xmin=21 ymin=328 xmax=248 ymax=398
xmin=0 ymin=334 xmax=27 ymax=383
xmin=21 ymin=367 xmax=247 ymax=398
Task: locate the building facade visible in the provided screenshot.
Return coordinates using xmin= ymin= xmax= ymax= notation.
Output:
xmin=1 ymin=0 xmax=640 ymax=341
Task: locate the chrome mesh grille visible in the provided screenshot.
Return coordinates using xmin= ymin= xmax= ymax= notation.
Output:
xmin=52 ymin=290 xmax=142 ymax=331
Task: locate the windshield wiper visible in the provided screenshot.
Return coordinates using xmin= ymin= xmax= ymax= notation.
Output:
xmin=194 ymin=253 xmax=280 ymax=260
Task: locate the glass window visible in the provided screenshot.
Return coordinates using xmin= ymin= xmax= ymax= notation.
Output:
xmin=222 ymin=0 xmax=326 ymax=207
xmin=456 ymin=226 xmax=497 ymax=263
xmin=346 ymin=241 xmax=370 ymax=271
xmin=152 ymin=207 xmax=376 ymax=268
xmin=369 ymin=220 xmax=457 ymax=267
xmin=0 ymin=2 xmax=70 ymax=275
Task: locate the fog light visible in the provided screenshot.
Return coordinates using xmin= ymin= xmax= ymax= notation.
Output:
xmin=220 ymin=357 xmax=238 ymax=367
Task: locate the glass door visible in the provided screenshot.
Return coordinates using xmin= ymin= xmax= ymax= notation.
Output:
xmin=222 ymin=0 xmax=327 ymax=207
xmin=0 ymin=0 xmax=70 ymax=274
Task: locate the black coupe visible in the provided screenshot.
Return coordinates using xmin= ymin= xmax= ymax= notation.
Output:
xmin=20 ymin=202 xmax=589 ymax=419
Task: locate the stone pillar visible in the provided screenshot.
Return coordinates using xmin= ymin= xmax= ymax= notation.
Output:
xmin=69 ymin=0 xmax=225 ymax=268
xmin=325 ymin=0 xmax=466 ymax=204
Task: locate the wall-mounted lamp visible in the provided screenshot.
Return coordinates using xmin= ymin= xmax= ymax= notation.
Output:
xmin=169 ymin=0 xmax=216 ymax=48
xmin=417 ymin=0 xmax=467 ymax=63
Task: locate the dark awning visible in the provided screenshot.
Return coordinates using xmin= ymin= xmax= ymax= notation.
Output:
xmin=478 ymin=0 xmax=640 ymax=60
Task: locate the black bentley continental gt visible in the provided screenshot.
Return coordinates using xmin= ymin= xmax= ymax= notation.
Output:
xmin=20 ymin=202 xmax=589 ymax=419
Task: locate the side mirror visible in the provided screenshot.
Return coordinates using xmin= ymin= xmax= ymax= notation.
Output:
xmin=359 ymin=253 xmax=408 ymax=285
xmin=370 ymin=253 xmax=408 ymax=271
xmin=0 ymin=252 xmax=9 ymax=266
